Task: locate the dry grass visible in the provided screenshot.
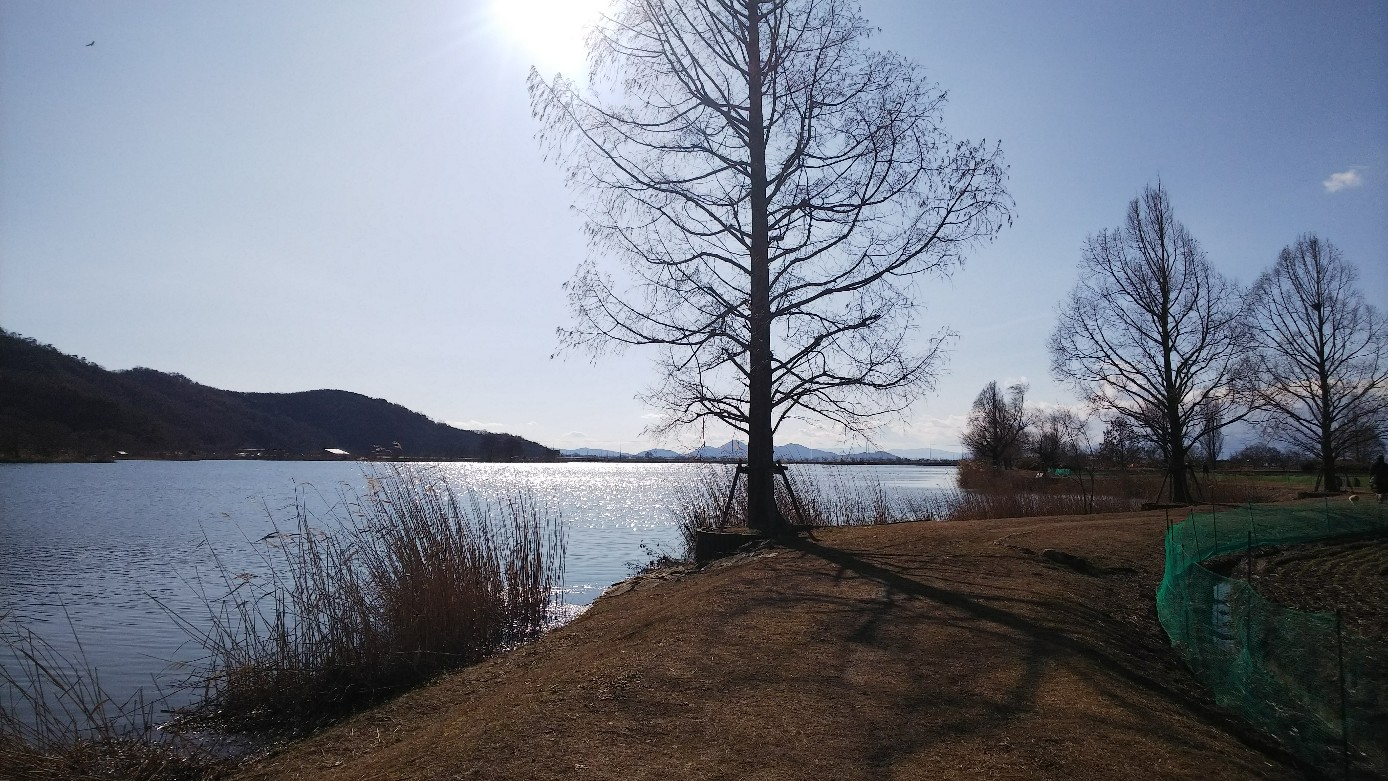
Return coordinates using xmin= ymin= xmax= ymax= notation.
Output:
xmin=666 ymin=464 xmax=924 ymax=561
xmin=2 ymin=465 xmax=567 ymax=778
xmin=667 ymin=462 xmax=1169 ymax=556
xmin=3 ymin=461 xmax=1316 ymax=780
xmin=950 ymin=460 xmax=1289 ymax=517
xmin=0 ymin=613 xmax=223 ymax=781
xmin=229 ymin=509 xmax=1309 ymax=781
xmin=173 ymin=464 xmax=566 ymax=736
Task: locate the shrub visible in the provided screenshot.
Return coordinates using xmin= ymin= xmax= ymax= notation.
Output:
xmin=177 ymin=464 xmax=566 ymax=735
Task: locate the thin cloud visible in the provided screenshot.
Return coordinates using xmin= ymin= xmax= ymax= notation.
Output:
xmin=1322 ymin=168 xmax=1363 ymax=193
xmin=1028 ymin=399 xmax=1090 ymax=416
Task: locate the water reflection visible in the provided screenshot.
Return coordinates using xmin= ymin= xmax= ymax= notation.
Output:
xmin=0 ymin=460 xmax=956 ymax=721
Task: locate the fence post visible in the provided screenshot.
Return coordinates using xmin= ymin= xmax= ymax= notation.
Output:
xmin=1244 ymin=529 xmax=1253 ymax=651
xmin=1212 ymin=508 xmax=1219 ymax=554
xmin=1191 ymin=513 xmax=1203 ymax=560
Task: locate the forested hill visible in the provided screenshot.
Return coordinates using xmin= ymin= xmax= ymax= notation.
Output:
xmin=0 ymin=330 xmax=556 ymax=462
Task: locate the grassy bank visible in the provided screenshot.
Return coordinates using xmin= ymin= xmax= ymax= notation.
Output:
xmin=3 ymin=464 xmax=1327 ymax=780
xmin=950 ymin=460 xmax=1294 ymax=512
xmin=231 ymin=509 xmax=1312 ymax=781
xmin=667 ymin=461 xmax=1293 ymax=560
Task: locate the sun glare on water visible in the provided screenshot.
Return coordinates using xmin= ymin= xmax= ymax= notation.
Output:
xmin=489 ymin=0 xmax=610 ymax=75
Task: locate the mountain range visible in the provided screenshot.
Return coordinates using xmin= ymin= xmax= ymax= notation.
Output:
xmin=561 ymin=440 xmax=961 ymax=463
xmin=0 ymin=330 xmax=555 ymax=462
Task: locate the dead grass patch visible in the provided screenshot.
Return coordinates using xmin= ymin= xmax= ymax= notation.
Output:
xmin=230 ymin=510 xmax=1310 ymax=781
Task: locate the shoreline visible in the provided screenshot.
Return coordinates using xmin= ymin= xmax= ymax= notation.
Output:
xmin=1 ymin=455 xmax=961 ymax=467
xmin=230 ymin=508 xmax=1316 ymax=780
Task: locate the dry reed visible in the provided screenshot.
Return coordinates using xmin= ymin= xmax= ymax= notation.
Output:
xmin=667 ymin=464 xmax=931 ymax=561
xmin=0 ymin=611 xmax=222 ymax=781
xmin=174 ymin=464 xmax=566 ymax=735
xmin=670 ymin=461 xmax=1244 ymax=551
xmin=951 ymin=459 xmax=1286 ymax=516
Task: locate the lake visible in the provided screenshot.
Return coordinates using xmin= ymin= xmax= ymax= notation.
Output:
xmin=0 ymin=459 xmax=956 ymax=721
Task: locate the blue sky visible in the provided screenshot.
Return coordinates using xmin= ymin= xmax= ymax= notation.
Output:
xmin=2 ymin=1 xmax=1385 ymax=455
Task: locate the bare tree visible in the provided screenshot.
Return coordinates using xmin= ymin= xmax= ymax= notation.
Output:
xmin=1049 ymin=183 xmax=1251 ymax=503
xmin=531 ymin=0 xmax=1012 ymax=530
xmin=1346 ymin=425 xmax=1385 ymax=467
xmin=1097 ymin=416 xmax=1146 ymax=468
xmin=1194 ymin=397 xmax=1224 ymax=473
xmin=1248 ymin=234 xmax=1388 ymax=491
xmin=1031 ymin=406 xmax=1085 ymax=471
xmin=1230 ymin=442 xmax=1291 ymax=468
xmin=961 ymin=381 xmax=1029 ymax=469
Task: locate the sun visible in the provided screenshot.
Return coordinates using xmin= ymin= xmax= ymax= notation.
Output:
xmin=489 ymin=0 xmax=610 ymax=75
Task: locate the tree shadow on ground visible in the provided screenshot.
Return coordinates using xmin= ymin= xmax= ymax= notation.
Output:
xmin=738 ymin=535 xmax=1311 ymax=779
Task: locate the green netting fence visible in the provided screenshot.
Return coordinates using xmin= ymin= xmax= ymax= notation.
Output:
xmin=1157 ymin=501 xmax=1388 ymax=777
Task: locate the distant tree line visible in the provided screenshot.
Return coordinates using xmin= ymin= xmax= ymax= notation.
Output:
xmin=963 ymin=183 xmax=1386 ymax=501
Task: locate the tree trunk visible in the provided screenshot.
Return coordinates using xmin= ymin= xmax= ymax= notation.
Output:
xmin=1165 ymin=380 xmax=1190 ymax=503
xmin=1167 ymin=405 xmax=1190 ymax=503
xmin=1169 ymin=447 xmax=1190 ymax=504
xmin=1319 ymin=401 xmax=1337 ymax=491
xmin=743 ymin=0 xmax=780 ymax=533
xmin=1157 ymin=249 xmax=1190 ymax=504
xmin=1321 ymin=452 xmax=1338 ymax=493
xmin=1315 ymin=297 xmax=1337 ymax=492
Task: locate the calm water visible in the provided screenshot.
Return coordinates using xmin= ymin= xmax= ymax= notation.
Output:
xmin=0 ymin=460 xmax=955 ymax=719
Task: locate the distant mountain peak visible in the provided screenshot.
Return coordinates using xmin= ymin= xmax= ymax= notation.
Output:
xmin=557 ymin=439 xmax=928 ymax=463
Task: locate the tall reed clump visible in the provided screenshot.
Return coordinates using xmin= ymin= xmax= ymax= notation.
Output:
xmin=180 ymin=464 xmax=566 ymax=735
xmin=1 ymin=614 xmax=221 ymax=781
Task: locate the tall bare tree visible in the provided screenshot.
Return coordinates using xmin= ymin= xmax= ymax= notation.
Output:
xmin=1097 ymin=415 xmax=1146 ymax=468
xmin=1194 ymin=397 xmax=1224 ymax=473
xmin=531 ymin=0 xmax=1012 ymax=530
xmin=961 ymin=381 xmax=1029 ymax=469
xmin=1248 ymin=234 xmax=1388 ymax=491
xmin=1049 ymin=183 xmax=1251 ymax=503
xmin=1030 ymin=406 xmax=1086 ymax=471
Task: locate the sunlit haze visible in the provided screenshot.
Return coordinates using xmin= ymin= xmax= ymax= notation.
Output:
xmin=2 ymin=1 xmax=1385 ymax=455
xmin=489 ymin=0 xmax=608 ymax=76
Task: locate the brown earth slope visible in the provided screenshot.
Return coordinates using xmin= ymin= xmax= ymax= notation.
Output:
xmin=234 ymin=510 xmax=1304 ymax=781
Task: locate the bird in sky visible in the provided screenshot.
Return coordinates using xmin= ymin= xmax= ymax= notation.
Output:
xmin=86 ymin=41 xmax=95 ymax=46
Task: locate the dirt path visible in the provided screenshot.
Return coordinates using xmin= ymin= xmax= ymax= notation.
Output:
xmin=233 ymin=510 xmax=1306 ymax=780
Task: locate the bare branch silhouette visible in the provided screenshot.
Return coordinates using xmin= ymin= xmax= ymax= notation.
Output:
xmin=1247 ymin=234 xmax=1388 ymax=489
xmin=532 ymin=0 xmax=1011 ymax=528
xmin=1049 ymin=183 xmax=1252 ymax=503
